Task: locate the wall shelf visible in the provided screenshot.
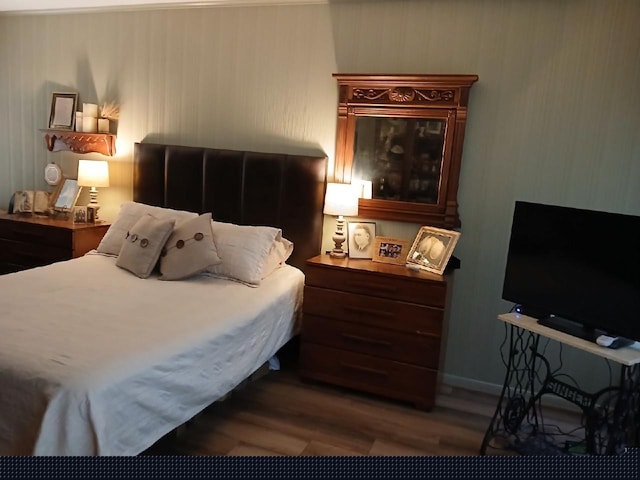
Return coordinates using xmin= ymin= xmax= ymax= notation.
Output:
xmin=41 ymin=129 xmax=116 ymax=156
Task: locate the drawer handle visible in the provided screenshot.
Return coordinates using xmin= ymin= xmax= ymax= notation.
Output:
xmin=341 ymin=362 xmax=389 ymax=377
xmin=341 ymin=333 xmax=391 ymax=348
xmin=17 ymin=232 xmax=45 ymax=241
xmin=346 ymin=280 xmax=397 ymax=294
xmin=416 ymin=330 xmax=439 ymax=338
xmin=343 ymin=305 xmax=393 ymax=319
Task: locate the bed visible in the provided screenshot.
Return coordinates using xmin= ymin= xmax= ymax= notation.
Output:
xmin=0 ymin=142 xmax=327 ymax=455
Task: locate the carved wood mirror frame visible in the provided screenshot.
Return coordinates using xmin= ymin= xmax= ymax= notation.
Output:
xmin=332 ymin=74 xmax=478 ymax=228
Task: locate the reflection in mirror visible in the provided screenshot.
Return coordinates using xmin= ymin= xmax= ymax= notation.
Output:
xmin=353 ymin=117 xmax=447 ymax=204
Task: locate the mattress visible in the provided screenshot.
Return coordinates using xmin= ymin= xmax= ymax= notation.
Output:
xmin=0 ymin=253 xmax=304 ymax=455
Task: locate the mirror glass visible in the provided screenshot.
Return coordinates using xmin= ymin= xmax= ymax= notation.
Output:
xmin=352 ymin=117 xmax=447 ymax=204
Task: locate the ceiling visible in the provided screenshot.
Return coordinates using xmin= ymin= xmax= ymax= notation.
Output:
xmin=0 ymin=0 xmax=324 ymax=14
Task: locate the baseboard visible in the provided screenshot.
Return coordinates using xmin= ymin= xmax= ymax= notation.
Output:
xmin=439 ymin=373 xmax=582 ymax=414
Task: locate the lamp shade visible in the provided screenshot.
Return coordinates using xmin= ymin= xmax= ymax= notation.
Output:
xmin=323 ymin=182 xmax=359 ymax=216
xmin=77 ymin=160 xmax=110 ymax=187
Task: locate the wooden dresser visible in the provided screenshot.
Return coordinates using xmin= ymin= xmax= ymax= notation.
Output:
xmin=299 ymin=254 xmax=451 ymax=410
xmin=0 ymin=214 xmax=110 ymax=274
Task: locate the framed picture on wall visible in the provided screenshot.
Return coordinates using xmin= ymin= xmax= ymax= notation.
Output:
xmin=48 ymin=92 xmax=78 ymax=130
xmin=347 ymin=221 xmax=376 ymax=259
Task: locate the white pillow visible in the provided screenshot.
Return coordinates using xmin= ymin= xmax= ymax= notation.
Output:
xmin=97 ymin=202 xmax=198 ymax=256
xmin=262 ymin=237 xmax=294 ymax=279
xmin=205 ymin=221 xmax=287 ymax=286
xmin=159 ymin=213 xmax=222 ymax=281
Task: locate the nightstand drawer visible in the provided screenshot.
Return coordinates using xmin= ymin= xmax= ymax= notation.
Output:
xmin=0 ymin=239 xmax=70 ymax=268
xmin=0 ymin=220 xmax=71 ymax=248
xmin=300 ymin=343 xmax=438 ymax=408
xmin=305 ymin=263 xmax=446 ymax=307
xmin=303 ymin=315 xmax=440 ymax=368
xmin=303 ymin=286 xmax=443 ymax=335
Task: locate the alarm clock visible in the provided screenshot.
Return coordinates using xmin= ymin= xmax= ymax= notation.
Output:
xmin=44 ymin=162 xmax=62 ymax=186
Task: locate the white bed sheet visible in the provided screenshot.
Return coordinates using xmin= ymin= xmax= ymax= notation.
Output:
xmin=0 ymin=253 xmax=304 ymax=455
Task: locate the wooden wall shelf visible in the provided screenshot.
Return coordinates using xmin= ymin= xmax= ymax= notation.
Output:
xmin=41 ymin=129 xmax=116 ymax=156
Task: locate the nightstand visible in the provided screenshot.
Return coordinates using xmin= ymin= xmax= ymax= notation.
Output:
xmin=0 ymin=214 xmax=110 ymax=274
xmin=299 ymin=254 xmax=452 ymax=410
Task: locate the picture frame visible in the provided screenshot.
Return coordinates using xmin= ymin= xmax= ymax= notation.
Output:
xmin=72 ymin=206 xmax=88 ymax=224
xmin=86 ymin=205 xmax=97 ymax=223
xmin=49 ymin=92 xmax=78 ymax=130
xmin=372 ymin=236 xmax=410 ymax=265
xmin=406 ymin=226 xmax=461 ymax=275
xmin=12 ymin=190 xmax=35 ymax=214
xmin=51 ymin=177 xmax=82 ymax=213
xmin=347 ymin=221 xmax=376 ymax=259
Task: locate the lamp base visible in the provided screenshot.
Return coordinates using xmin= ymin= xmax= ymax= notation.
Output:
xmin=329 ymin=250 xmax=347 ymax=259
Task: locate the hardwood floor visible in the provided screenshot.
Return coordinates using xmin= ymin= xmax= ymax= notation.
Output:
xmin=145 ymin=352 xmax=582 ymax=456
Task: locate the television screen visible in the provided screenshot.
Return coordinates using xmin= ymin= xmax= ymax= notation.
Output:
xmin=502 ymin=201 xmax=640 ymax=342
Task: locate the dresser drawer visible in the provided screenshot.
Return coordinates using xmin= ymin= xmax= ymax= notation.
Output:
xmin=303 ymin=315 xmax=440 ymax=368
xmin=0 ymin=220 xmax=71 ymax=248
xmin=0 ymin=239 xmax=70 ymax=268
xmin=303 ymin=286 xmax=443 ymax=335
xmin=305 ymin=263 xmax=446 ymax=307
xmin=300 ymin=343 xmax=437 ymax=409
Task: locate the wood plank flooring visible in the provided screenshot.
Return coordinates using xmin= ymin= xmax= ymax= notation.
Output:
xmin=144 ymin=354 xmax=582 ymax=456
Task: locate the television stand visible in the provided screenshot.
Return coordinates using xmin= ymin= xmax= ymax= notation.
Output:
xmin=480 ymin=313 xmax=640 ymax=456
xmin=537 ymin=315 xmax=604 ymax=342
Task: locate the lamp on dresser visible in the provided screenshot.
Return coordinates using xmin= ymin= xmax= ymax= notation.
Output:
xmin=323 ymin=182 xmax=359 ymax=259
xmin=77 ymin=159 xmax=109 ymax=220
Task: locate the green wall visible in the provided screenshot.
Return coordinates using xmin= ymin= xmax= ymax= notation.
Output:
xmin=1 ymin=0 xmax=638 ymax=394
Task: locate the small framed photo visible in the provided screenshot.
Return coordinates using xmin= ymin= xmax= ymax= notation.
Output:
xmin=406 ymin=226 xmax=460 ymax=275
xmin=12 ymin=190 xmax=35 ymax=214
xmin=51 ymin=177 xmax=82 ymax=213
xmin=372 ymin=236 xmax=410 ymax=265
xmin=86 ymin=205 xmax=97 ymax=223
xmin=72 ymin=206 xmax=88 ymax=223
xmin=347 ymin=222 xmax=376 ymax=259
xmin=49 ymin=92 xmax=78 ymax=130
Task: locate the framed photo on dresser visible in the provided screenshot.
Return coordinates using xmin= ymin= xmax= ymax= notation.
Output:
xmin=372 ymin=236 xmax=409 ymax=265
xmin=347 ymin=222 xmax=376 ymax=259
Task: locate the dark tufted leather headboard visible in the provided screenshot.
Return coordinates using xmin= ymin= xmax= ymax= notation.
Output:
xmin=133 ymin=142 xmax=327 ymax=271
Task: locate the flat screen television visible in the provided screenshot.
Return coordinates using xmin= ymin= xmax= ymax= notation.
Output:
xmin=502 ymin=201 xmax=640 ymax=343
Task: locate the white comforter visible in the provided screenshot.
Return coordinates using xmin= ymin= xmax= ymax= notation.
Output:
xmin=0 ymin=253 xmax=303 ymax=455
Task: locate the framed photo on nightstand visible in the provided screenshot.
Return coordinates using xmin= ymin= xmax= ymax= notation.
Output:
xmin=372 ymin=236 xmax=409 ymax=265
xmin=72 ymin=206 xmax=88 ymax=223
xmin=347 ymin=222 xmax=376 ymax=259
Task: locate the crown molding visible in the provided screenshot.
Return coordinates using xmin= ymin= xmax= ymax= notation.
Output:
xmin=0 ymin=0 xmax=331 ymax=16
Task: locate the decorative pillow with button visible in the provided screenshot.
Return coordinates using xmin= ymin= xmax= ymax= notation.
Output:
xmin=116 ymin=214 xmax=175 ymax=278
xmin=97 ymin=201 xmax=197 ymax=256
xmin=159 ymin=212 xmax=221 ymax=281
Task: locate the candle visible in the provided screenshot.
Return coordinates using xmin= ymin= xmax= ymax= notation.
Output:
xmin=82 ymin=116 xmax=98 ymax=133
xmin=75 ymin=112 xmax=83 ymax=132
xmin=98 ymin=118 xmax=110 ymax=133
xmin=83 ymin=103 xmax=98 ymax=118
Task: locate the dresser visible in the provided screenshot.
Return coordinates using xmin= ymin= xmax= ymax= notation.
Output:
xmin=0 ymin=214 xmax=110 ymax=274
xmin=299 ymin=254 xmax=452 ymax=410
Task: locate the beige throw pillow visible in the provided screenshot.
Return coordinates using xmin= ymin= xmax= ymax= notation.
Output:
xmin=97 ymin=202 xmax=197 ymax=256
xmin=116 ymin=214 xmax=175 ymax=278
xmin=159 ymin=213 xmax=221 ymax=280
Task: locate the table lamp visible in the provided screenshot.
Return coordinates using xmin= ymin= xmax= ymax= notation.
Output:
xmin=324 ymin=182 xmax=359 ymax=258
xmin=77 ymin=159 xmax=110 ymax=220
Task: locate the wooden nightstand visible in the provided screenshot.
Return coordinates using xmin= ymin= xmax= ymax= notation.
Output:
xmin=299 ymin=254 xmax=452 ymax=410
xmin=0 ymin=214 xmax=110 ymax=274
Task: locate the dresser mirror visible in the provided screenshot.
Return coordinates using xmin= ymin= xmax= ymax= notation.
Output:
xmin=333 ymin=74 xmax=478 ymax=227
